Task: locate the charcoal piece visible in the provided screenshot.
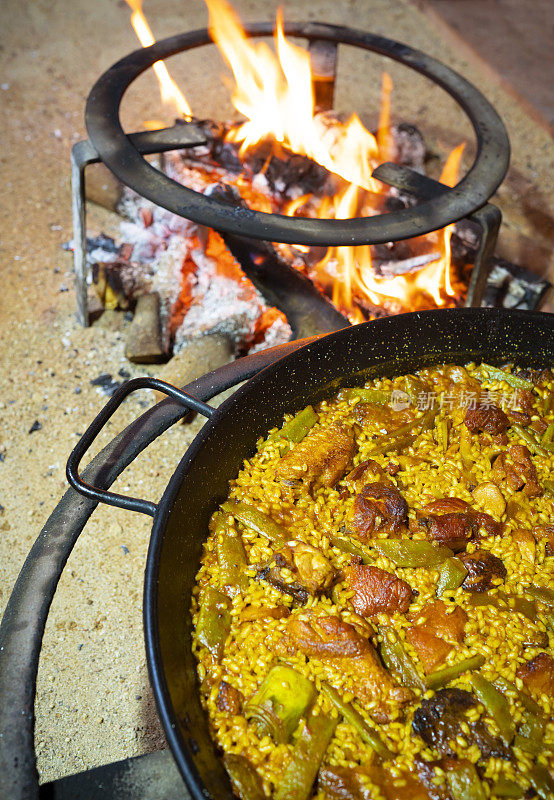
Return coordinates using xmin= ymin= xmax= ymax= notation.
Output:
xmin=86 ymin=234 xmax=118 ymax=255
xmin=392 ymin=123 xmax=427 ymax=171
xmin=483 ymin=259 xmax=551 ymax=311
xmin=239 ymin=139 xmax=330 ymax=198
xmin=28 ymin=421 xmax=42 ymax=434
xmin=90 ymin=373 xmax=121 ymax=396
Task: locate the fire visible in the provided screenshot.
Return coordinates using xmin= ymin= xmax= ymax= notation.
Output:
xmin=206 ymin=0 xmax=380 ymax=192
xmin=124 ymin=0 xmax=192 ymax=118
xmin=124 ymin=0 xmax=468 ymax=321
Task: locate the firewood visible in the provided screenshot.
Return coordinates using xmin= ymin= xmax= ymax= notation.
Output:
xmin=124 ymin=293 xmax=166 ymax=364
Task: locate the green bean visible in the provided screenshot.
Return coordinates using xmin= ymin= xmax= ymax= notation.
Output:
xmin=480 ymin=364 xmax=534 ymax=389
xmin=245 ymin=666 xmax=316 ymax=744
xmin=343 ymin=388 xmax=391 ymax=405
xmin=367 ymin=407 xmax=438 ymax=457
xmin=373 ymin=539 xmax=453 ymax=568
xmin=329 ymin=535 xmax=372 ymax=563
xmin=492 ymin=677 xmax=543 ymax=717
xmin=525 ymin=583 xmax=554 ymax=607
xmin=459 ymin=424 xmax=474 ymax=472
xmin=470 ymin=674 xmax=514 ymax=744
xmin=469 ymin=592 xmax=536 ymax=622
xmin=213 ymin=514 xmax=249 ymax=591
xmin=511 ymin=424 xmax=548 ymax=456
xmin=435 ymin=418 xmax=450 ymax=452
xmin=541 ymin=421 xmax=554 ymax=445
xmin=493 ymin=776 xmax=524 ymax=798
xmin=379 ymin=628 xmax=425 ymax=690
xmin=279 ymin=406 xmax=318 ymax=443
xmin=321 ymin=682 xmax=393 ymax=760
xmin=223 ymin=754 xmax=266 ymax=800
xmin=196 ymin=587 xmax=231 ymax=660
xmin=274 ymin=712 xmax=338 ymax=800
xmin=221 ymin=501 xmax=288 ymax=547
xmin=425 ymin=654 xmax=485 ymax=690
xmin=529 ymin=763 xmax=554 ymax=800
xmin=437 ymin=557 xmax=468 ymax=595
xmin=446 ymin=761 xmax=486 ymax=800
xmin=544 ymin=479 xmax=554 ymax=498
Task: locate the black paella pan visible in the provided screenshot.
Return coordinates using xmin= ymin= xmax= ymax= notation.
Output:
xmin=1 ymin=308 xmax=553 ymax=800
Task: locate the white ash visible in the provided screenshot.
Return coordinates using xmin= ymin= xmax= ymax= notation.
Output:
xmin=249 ymin=314 xmax=292 ymax=354
xmin=149 ymin=237 xmax=192 ymax=351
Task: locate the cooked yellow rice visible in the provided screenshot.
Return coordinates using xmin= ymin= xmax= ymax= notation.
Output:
xmin=191 ymin=363 xmax=554 ymax=799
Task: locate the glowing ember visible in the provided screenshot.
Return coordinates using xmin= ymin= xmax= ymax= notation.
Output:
xmin=124 ymin=0 xmax=192 ymax=118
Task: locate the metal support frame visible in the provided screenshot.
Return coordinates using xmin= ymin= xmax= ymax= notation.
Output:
xmin=70 ymin=124 xmax=207 ymax=325
xmin=373 ymin=162 xmax=502 ymax=307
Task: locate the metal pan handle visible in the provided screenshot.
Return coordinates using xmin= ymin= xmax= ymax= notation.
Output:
xmin=66 ymin=377 xmax=215 ymax=517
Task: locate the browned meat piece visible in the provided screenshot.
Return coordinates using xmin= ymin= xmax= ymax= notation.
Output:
xmin=423 ymin=498 xmax=471 ymax=515
xmin=346 ymin=458 xmax=390 ymax=485
xmin=240 ymin=605 xmax=290 ymax=623
xmin=460 ymin=549 xmax=507 ymax=592
xmin=352 ymin=404 xmax=413 ymax=430
xmin=507 ymin=409 xmax=531 ymax=426
xmin=406 ymin=601 xmax=467 ymax=673
xmin=345 ymin=565 xmax=413 ymax=616
xmin=347 ymin=482 xmax=408 ymax=541
xmin=216 ymin=680 xmax=243 ymax=715
xmin=464 ymin=404 xmax=509 ymax=436
xmin=518 ymin=389 xmax=537 ymax=413
xmin=492 ymin=445 xmax=542 ymax=498
xmin=423 ymin=513 xmax=474 ymax=552
xmin=276 ymin=612 xmax=413 ymax=721
xmin=258 ymin=540 xmax=337 ymax=604
xmin=516 ymin=368 xmax=551 ymax=386
xmin=320 ymin=765 xmax=433 ymax=800
xmin=516 ymin=652 xmax=554 ymax=698
xmin=408 ymin=601 xmax=467 ymax=643
xmin=412 ymin=688 xmax=511 ymax=759
xmin=405 ymin=627 xmax=452 ymax=673
xmin=275 ymin=424 xmax=354 ymax=490
xmin=532 ymin=524 xmax=554 ymax=556
xmin=414 ymin=757 xmax=452 ymax=800
xmin=472 ymin=512 xmax=504 ymax=540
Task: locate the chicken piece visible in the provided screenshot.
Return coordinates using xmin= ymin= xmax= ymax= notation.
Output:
xmin=405 ymin=627 xmax=453 ymax=673
xmin=346 ymin=482 xmax=408 ymax=541
xmin=406 ymin=601 xmax=467 ymax=673
xmin=320 ymin=765 xmax=432 ymax=800
xmin=275 ymin=423 xmax=354 ymax=490
xmin=278 ymin=540 xmax=337 ymax=595
xmin=491 ymin=445 xmax=542 ymax=498
xmin=423 ymin=498 xmax=470 ymax=515
xmin=345 ymin=565 xmax=413 ymax=617
xmin=464 ymin=404 xmax=509 ymax=436
xmin=216 ymin=680 xmax=243 ymax=715
xmin=240 ymin=605 xmax=290 ymax=623
xmin=460 ymin=549 xmax=507 ymax=592
xmin=352 ymin=404 xmax=413 ymax=431
xmin=421 ymin=499 xmax=503 ymax=543
xmin=423 ymin=513 xmax=474 ymax=552
xmin=516 ymin=652 xmax=554 ymax=699
xmin=532 ymin=524 xmax=554 ymax=556
xmin=276 ymin=612 xmax=413 ymax=721
xmin=408 ymin=601 xmax=467 ymax=643
xmin=414 ymin=757 xmax=453 ymax=800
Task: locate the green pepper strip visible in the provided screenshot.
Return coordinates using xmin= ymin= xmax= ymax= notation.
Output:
xmin=511 ymin=424 xmax=549 ymax=456
xmin=436 ymin=557 xmax=468 ymax=595
xmin=221 ymin=501 xmax=288 ymax=548
xmin=373 ymin=539 xmax=453 ymax=569
xmin=280 ymin=406 xmax=318 ymax=443
xmin=525 ymin=583 xmax=554 ymax=607
xmin=274 ymin=712 xmax=338 ymax=800
xmin=343 ymin=388 xmax=391 ymax=405
xmin=436 ymin=418 xmax=450 ymax=452
xmin=480 ymin=364 xmax=534 ymax=389
xmin=196 ymin=587 xmax=232 ymax=661
xmin=514 ymin=707 xmax=545 ymax=756
xmin=223 ymin=754 xmax=266 ymax=800
xmin=213 ymin=514 xmax=249 ymax=592
xmin=541 ymin=422 xmax=554 ymax=445
xmin=445 ymin=760 xmax=486 ymax=800
xmin=245 ymin=666 xmax=316 ymax=744
xmin=468 ymin=592 xmax=536 ymax=622
xmin=379 ymin=628 xmax=425 ymax=690
xmin=492 ymin=677 xmax=543 ymax=717
xmin=493 ymin=776 xmax=524 ymax=799
xmin=321 ymin=682 xmax=393 ymax=760
xmin=329 ymin=535 xmax=372 ymax=563
xmin=529 ymin=763 xmax=554 ymax=800
xmin=459 ymin=424 xmax=474 ymax=473
xmin=425 ymin=654 xmax=485 ymax=691
xmin=470 ymin=674 xmax=514 ymax=744
xmin=544 ymin=479 xmax=554 ymax=497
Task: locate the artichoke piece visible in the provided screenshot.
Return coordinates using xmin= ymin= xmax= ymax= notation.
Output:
xmin=244 ymin=665 xmax=316 ymax=744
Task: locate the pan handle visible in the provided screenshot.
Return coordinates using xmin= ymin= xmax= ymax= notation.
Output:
xmin=66 ymin=377 xmax=215 ymax=517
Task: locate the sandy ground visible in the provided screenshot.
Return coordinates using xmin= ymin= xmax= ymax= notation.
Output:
xmin=1 ymin=0 xmax=553 ymax=784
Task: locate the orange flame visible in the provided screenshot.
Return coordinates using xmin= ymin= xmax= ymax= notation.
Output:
xmin=206 ymin=0 xmax=380 ymax=191
xmin=124 ymin=0 xmax=192 ymax=118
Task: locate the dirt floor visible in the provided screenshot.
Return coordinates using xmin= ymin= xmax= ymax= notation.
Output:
xmin=1 ymin=0 xmax=553 ymax=785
